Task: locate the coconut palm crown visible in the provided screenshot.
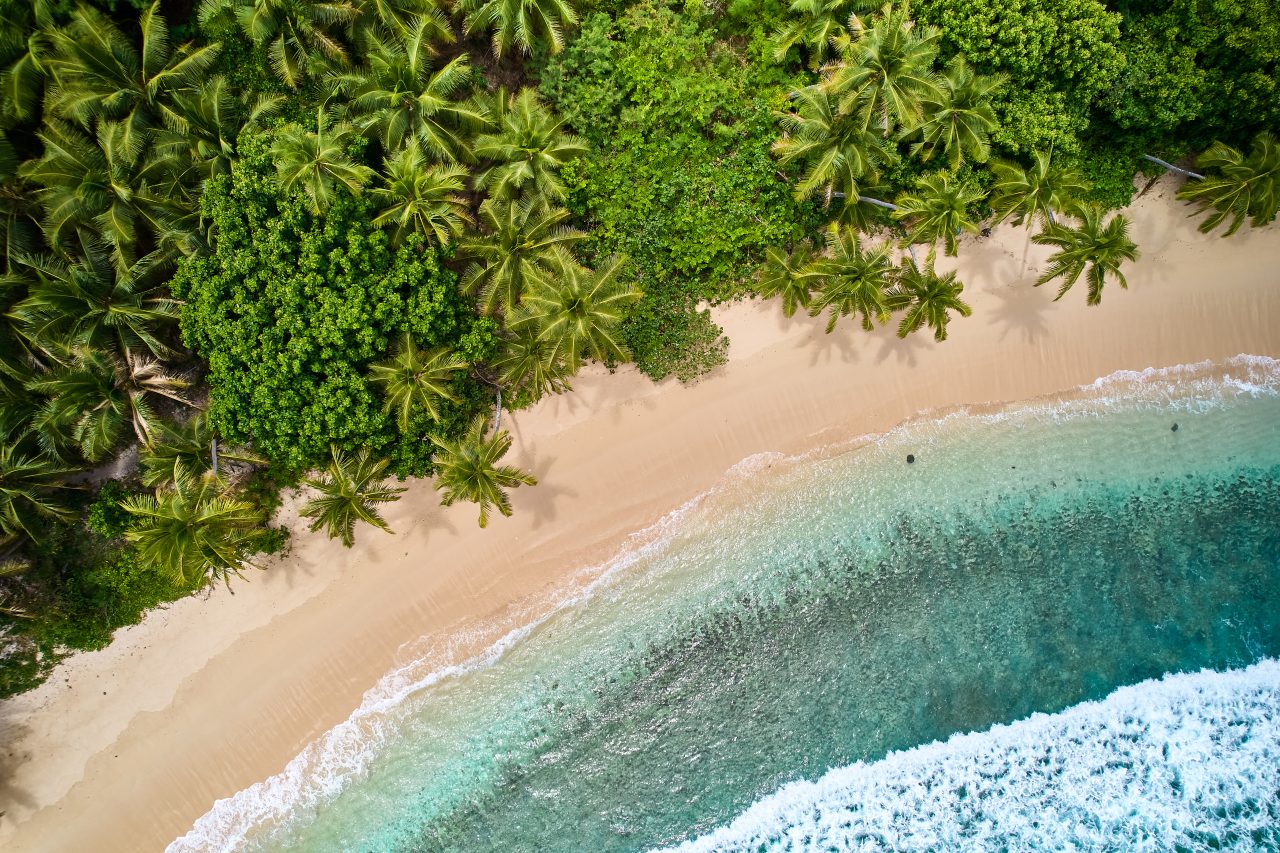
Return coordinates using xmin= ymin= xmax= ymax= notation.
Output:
xmin=892 ymin=172 xmax=984 ymax=256
xmin=370 ymin=143 xmax=472 ymax=246
xmin=1177 ymin=131 xmax=1280 ymax=237
xmin=773 ymin=85 xmax=892 ymax=212
xmin=886 ymin=252 xmax=972 ymax=341
xmin=912 ymin=56 xmax=1002 ymax=170
xmin=460 ymin=197 xmax=586 ymax=316
xmin=270 ymin=107 xmax=375 ymax=214
xmin=198 ymin=0 xmax=358 ymax=88
xmin=989 ymin=150 xmax=1089 ymax=228
xmin=1032 ymin=205 xmax=1139 ymax=305
xmin=301 ymin=445 xmax=406 ymax=547
xmin=368 ymin=333 xmax=467 ymax=431
xmin=519 ymin=249 xmax=641 ymax=371
xmin=331 ymin=24 xmax=487 ymax=161
xmin=431 ymin=416 xmax=537 ymax=528
xmin=456 ymin=0 xmax=580 ymax=57
xmin=808 ymin=226 xmax=894 ymax=332
xmin=826 ymin=4 xmax=941 ymax=136
xmin=473 ymin=88 xmax=587 ymax=202
xmin=123 ymin=471 xmax=266 ymax=586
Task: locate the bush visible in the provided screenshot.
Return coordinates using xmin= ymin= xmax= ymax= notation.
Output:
xmin=86 ymin=480 xmax=135 ymax=539
xmin=542 ymin=2 xmax=818 ymax=380
xmin=0 ymin=516 xmax=185 ymax=698
xmin=172 ymin=134 xmax=494 ymax=476
xmin=914 ymin=0 xmax=1124 ymax=155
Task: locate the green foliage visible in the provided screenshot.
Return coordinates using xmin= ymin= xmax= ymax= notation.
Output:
xmin=251 ymin=525 xmax=291 ymax=557
xmin=301 ymin=445 xmax=406 ymax=547
xmin=1178 ymin=131 xmax=1280 ymax=236
xmin=1 ymin=512 xmax=183 ymax=699
xmin=913 ymin=0 xmax=1123 ymax=155
xmin=1104 ymin=0 xmax=1280 ymax=150
xmin=541 ymin=2 xmax=817 ymax=380
xmin=172 ymin=134 xmax=488 ymax=475
xmin=1032 ymin=205 xmax=1140 ymax=305
xmin=86 ymin=480 xmax=135 ymax=539
xmin=432 ymin=416 xmax=537 ymax=528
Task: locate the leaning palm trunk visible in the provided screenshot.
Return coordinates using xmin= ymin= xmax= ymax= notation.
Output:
xmin=1142 ymin=154 xmax=1205 ymax=181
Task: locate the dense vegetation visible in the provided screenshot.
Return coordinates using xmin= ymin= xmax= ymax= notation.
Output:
xmin=0 ymin=0 xmax=1276 ymax=696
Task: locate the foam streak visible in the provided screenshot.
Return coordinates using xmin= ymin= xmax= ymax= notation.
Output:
xmin=667 ymin=662 xmax=1280 ymax=852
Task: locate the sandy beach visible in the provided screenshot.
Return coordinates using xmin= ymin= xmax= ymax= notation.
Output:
xmin=2 ymin=178 xmax=1278 ymax=851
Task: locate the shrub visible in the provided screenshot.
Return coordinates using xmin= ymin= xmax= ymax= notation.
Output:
xmin=542 ymin=2 xmax=818 ymax=380
xmin=172 ymin=134 xmax=493 ymax=476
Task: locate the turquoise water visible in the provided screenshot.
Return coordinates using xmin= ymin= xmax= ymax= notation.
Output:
xmin=173 ymin=357 xmax=1280 ymax=852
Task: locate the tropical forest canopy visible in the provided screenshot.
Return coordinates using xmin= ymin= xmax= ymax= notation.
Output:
xmin=0 ymin=0 xmax=1276 ymax=696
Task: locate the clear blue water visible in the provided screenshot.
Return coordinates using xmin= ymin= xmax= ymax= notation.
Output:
xmin=173 ymin=357 xmax=1280 ymax=853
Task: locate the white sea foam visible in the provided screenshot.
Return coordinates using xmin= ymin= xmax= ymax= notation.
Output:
xmin=169 ymin=356 xmax=1280 ymax=851
xmin=664 ymin=661 xmax=1280 ymax=852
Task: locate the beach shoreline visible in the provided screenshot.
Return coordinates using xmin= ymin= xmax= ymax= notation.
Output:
xmin=2 ymin=178 xmax=1279 ymax=851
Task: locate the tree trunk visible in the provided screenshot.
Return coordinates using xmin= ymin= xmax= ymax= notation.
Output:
xmin=211 ymin=437 xmax=219 ymax=476
xmin=831 ymin=192 xmax=899 ymax=211
xmin=493 ymin=389 xmax=503 ymax=434
xmin=1141 ymin=154 xmax=1205 ymax=181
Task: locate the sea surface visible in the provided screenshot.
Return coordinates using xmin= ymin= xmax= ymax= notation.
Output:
xmin=172 ymin=356 xmax=1280 ymax=853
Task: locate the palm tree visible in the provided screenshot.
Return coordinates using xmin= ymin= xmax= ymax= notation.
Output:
xmin=6 ymin=245 xmax=181 ymax=362
xmin=25 ymin=350 xmax=191 ymax=461
xmin=808 ymin=227 xmax=894 ymax=332
xmin=1177 ymin=131 xmax=1280 ymax=236
xmin=913 ymin=57 xmax=1001 ymax=170
xmin=0 ymin=144 xmax=42 ymax=267
xmin=123 ymin=471 xmax=266 ymax=586
xmin=773 ymin=85 xmax=892 ymax=216
xmin=989 ymin=150 xmax=1089 ymax=228
xmin=772 ymin=0 xmax=869 ymax=69
xmin=490 ymin=319 xmax=573 ymax=403
xmin=368 ymin=333 xmax=467 ymax=430
xmin=456 ymin=0 xmax=580 ymax=57
xmin=519 ymin=250 xmax=641 ymax=371
xmin=332 ymin=25 xmax=487 ymax=161
xmin=892 ymin=172 xmax=984 ymax=256
xmin=473 ymin=88 xmax=587 ymax=202
xmin=826 ymin=4 xmax=940 ymax=136
xmin=460 ymin=197 xmax=586 ymax=315
xmin=139 ymin=412 xmax=265 ymax=489
xmin=156 ymin=76 xmax=283 ymax=186
xmin=198 ymin=0 xmax=359 ymax=88
xmin=432 ymin=416 xmax=537 ymax=528
xmin=370 ymin=143 xmax=472 ymax=246
xmin=44 ymin=1 xmax=221 ymax=140
xmin=271 ymin=108 xmax=375 ymax=214
xmin=885 ymin=253 xmax=971 ymax=341
xmin=357 ymin=0 xmax=453 ymax=42
xmin=300 ymin=445 xmax=406 ymax=547
xmin=0 ymin=0 xmax=57 ymax=123
xmin=0 ymin=443 xmax=78 ymax=543
xmin=20 ymin=118 xmax=194 ymax=268
xmin=1032 ymin=205 xmax=1139 ymax=305
xmin=758 ymin=243 xmax=820 ymax=318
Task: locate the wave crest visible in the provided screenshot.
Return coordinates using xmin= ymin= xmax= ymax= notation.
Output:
xmin=664 ymin=661 xmax=1280 ymax=852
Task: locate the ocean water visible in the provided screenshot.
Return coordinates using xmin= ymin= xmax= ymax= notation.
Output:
xmin=172 ymin=356 xmax=1280 ymax=853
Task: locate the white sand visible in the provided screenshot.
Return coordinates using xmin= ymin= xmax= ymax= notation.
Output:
xmin=1 ymin=180 xmax=1278 ymax=851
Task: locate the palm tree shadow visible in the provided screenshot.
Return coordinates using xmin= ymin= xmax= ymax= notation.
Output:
xmin=988 ymin=282 xmax=1054 ymax=344
xmin=796 ymin=320 xmax=862 ymax=366
xmin=391 ymin=487 xmax=459 ymax=555
xmin=515 ymin=451 xmax=576 ymax=530
xmin=0 ymin=715 xmax=37 ymax=822
xmin=872 ymin=323 xmax=933 ymax=366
